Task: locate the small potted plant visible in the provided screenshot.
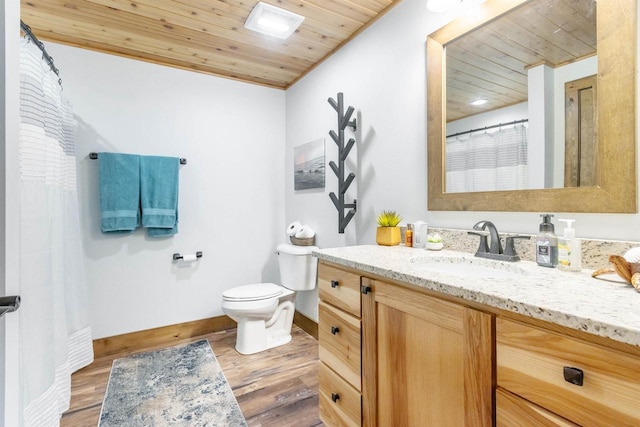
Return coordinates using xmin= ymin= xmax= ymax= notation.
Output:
xmin=376 ymin=210 xmax=402 ymax=246
xmin=426 ymin=233 xmax=444 ymax=250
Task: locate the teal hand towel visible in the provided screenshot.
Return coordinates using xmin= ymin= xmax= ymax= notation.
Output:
xmin=147 ymin=209 xmax=178 ymax=237
xmin=140 ymin=155 xmax=179 ymax=237
xmin=99 ymin=153 xmax=140 ymax=232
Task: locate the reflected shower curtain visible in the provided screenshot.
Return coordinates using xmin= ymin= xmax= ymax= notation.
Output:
xmin=445 ymin=125 xmax=528 ymax=193
xmin=19 ymin=38 xmax=93 ymax=425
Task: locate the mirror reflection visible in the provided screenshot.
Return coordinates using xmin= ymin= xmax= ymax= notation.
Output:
xmin=444 ymin=0 xmax=597 ymax=193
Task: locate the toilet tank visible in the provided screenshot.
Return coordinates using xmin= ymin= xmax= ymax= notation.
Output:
xmin=276 ymin=243 xmax=319 ymax=291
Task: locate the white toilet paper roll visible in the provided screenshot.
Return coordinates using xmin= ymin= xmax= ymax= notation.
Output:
xmin=295 ymin=225 xmax=315 ymax=239
xmin=287 ymin=221 xmax=303 ymax=236
xmin=182 ymin=254 xmax=198 ymax=262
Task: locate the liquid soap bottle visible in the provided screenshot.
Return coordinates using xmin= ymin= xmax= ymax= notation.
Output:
xmin=558 ymin=219 xmax=582 ymax=272
xmin=536 ymin=214 xmax=558 ymax=268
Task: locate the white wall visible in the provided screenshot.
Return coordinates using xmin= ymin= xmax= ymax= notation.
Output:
xmin=46 ymin=44 xmax=286 ymax=338
xmin=528 ymin=64 xmax=555 ymax=188
xmin=286 ymin=0 xmax=458 ymax=320
xmin=286 ymin=0 xmax=640 ymax=320
xmin=26 ymin=0 xmax=640 ymax=329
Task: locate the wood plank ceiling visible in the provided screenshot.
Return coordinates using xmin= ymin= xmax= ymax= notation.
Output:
xmin=20 ymin=0 xmax=400 ymax=89
xmin=446 ymin=0 xmax=597 ymax=121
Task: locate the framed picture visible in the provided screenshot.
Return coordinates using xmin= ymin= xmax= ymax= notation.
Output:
xmin=294 ymin=138 xmax=325 ymax=190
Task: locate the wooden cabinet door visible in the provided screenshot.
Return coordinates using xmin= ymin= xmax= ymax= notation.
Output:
xmin=361 ymin=278 xmax=493 ymax=427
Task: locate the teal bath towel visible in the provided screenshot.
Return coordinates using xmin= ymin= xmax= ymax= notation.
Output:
xmin=140 ymin=155 xmax=179 ymax=237
xmin=99 ymin=153 xmax=141 ymax=232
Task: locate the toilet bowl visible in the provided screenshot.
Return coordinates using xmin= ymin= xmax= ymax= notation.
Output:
xmin=221 ymin=243 xmax=318 ymax=355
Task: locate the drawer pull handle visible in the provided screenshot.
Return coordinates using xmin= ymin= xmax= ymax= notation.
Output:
xmin=331 ymin=280 xmax=339 ymax=288
xmin=331 ymin=393 xmax=340 ymax=403
xmin=563 ymin=366 xmax=584 ymax=386
xmin=331 ymin=326 xmax=340 ymax=335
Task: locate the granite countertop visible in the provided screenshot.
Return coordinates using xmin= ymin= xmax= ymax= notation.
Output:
xmin=313 ymin=245 xmax=640 ymax=348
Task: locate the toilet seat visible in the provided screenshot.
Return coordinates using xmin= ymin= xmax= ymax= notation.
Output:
xmin=223 ymin=283 xmax=283 ymax=302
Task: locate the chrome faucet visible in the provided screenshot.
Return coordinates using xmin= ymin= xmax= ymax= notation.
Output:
xmin=468 ymin=221 xmax=530 ymax=262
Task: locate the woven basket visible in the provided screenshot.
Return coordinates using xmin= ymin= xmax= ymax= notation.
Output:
xmin=290 ymin=236 xmax=315 ymax=246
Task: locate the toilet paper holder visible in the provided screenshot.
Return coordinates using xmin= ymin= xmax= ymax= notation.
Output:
xmin=173 ymin=251 xmax=203 ymax=261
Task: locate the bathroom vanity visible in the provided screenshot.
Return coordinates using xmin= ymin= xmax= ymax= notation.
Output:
xmin=314 ymin=245 xmax=640 ymax=426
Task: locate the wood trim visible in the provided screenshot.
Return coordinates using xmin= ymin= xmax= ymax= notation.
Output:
xmin=428 ymin=0 xmax=528 ymax=45
xmin=564 ymin=75 xmax=597 ymax=188
xmin=293 ymin=310 xmax=318 ymax=340
xmin=95 ymin=312 xmax=320 ymax=358
xmin=463 ymin=308 xmax=495 ymax=427
xmin=93 ymin=315 xmax=236 ymax=358
xmin=361 ymin=277 xmax=377 ymax=427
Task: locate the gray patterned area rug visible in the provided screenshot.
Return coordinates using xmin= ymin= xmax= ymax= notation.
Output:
xmin=99 ymin=339 xmax=247 ymax=426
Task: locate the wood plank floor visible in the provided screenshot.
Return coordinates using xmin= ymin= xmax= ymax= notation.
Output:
xmin=61 ymin=325 xmax=323 ymax=426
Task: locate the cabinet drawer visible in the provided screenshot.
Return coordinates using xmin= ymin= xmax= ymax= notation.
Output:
xmin=319 ymin=362 xmax=361 ymax=427
xmin=496 ymin=387 xmax=578 ymax=427
xmin=318 ymin=263 xmax=361 ymax=317
xmin=497 ymin=318 xmax=640 ymax=426
xmin=318 ymin=301 xmax=361 ymax=391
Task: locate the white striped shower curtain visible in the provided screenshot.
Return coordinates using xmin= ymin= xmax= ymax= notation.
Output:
xmin=19 ymin=38 xmax=93 ymax=426
xmin=445 ymin=124 xmax=528 ymax=193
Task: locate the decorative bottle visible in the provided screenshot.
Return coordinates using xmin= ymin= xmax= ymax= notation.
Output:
xmin=405 ymin=224 xmax=413 ymax=247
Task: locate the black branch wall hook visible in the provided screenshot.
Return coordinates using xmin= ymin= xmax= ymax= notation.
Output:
xmin=328 ymin=92 xmax=357 ymax=234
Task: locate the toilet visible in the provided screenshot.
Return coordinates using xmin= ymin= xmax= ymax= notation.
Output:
xmin=222 ymin=243 xmax=318 ymax=355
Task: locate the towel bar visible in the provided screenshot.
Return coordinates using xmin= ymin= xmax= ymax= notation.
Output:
xmin=89 ymin=152 xmax=187 ymax=165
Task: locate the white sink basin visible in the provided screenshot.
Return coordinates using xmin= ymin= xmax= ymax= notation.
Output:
xmin=409 ymin=255 xmax=530 ymax=279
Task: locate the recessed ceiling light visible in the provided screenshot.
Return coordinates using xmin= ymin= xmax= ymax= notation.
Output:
xmin=470 ymin=99 xmax=488 ymax=106
xmin=244 ymin=2 xmax=305 ymax=40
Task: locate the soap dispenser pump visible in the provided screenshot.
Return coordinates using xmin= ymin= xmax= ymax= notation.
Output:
xmin=558 ymin=219 xmax=582 ymax=272
xmin=536 ymin=214 xmax=558 ymax=268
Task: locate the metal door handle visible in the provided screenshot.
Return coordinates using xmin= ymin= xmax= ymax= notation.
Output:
xmin=0 ymin=296 xmax=20 ymax=318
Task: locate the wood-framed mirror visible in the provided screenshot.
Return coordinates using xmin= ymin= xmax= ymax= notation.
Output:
xmin=427 ymin=0 xmax=637 ymax=212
